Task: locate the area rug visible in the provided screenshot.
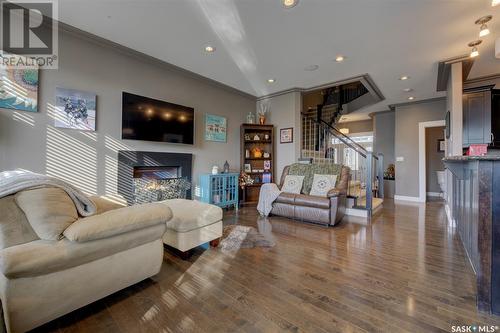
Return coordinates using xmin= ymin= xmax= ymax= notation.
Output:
xmin=219 ymin=225 xmax=275 ymax=252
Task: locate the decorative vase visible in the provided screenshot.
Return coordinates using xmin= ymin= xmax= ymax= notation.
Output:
xmin=212 ymin=165 xmax=219 ymax=175
xmin=246 ymin=112 xmax=256 ymax=124
xmin=223 ymin=161 xmax=230 ymax=173
xmin=259 ymin=115 xmax=266 ymax=125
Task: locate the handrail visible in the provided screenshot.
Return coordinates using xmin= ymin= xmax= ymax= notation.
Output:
xmin=308 ymin=116 xmax=379 ymax=161
xmin=319 ymin=119 xmax=373 ymax=159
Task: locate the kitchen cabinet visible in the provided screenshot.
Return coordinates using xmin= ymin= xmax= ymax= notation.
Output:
xmin=462 ymin=90 xmax=491 ymax=147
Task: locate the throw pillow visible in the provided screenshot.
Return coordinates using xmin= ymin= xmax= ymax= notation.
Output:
xmin=281 ymin=175 xmax=305 ymax=194
xmin=15 ymin=187 xmax=78 ymax=240
xmin=309 ymin=174 xmax=338 ymax=197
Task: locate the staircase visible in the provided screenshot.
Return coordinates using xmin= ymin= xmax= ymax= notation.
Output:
xmin=301 ymin=84 xmax=384 ymax=219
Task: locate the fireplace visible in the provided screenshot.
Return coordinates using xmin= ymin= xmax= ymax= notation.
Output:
xmin=118 ymin=151 xmax=193 ymax=204
xmin=133 ymin=166 xmax=180 ymax=180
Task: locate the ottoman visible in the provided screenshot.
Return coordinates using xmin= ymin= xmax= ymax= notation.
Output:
xmin=161 ymin=199 xmax=223 ymax=254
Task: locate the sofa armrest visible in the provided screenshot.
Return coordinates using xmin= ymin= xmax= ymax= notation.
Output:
xmin=63 ymin=203 xmax=172 ymax=242
xmin=327 ymin=188 xmax=346 ymax=198
xmin=329 ymin=190 xmax=346 ymax=226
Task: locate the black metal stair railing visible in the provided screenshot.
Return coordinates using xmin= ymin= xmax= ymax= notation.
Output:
xmin=301 ymin=114 xmax=384 ymax=216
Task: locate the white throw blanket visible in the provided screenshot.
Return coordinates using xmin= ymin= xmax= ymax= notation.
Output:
xmin=257 ymin=183 xmax=282 ymax=217
xmin=0 ymin=170 xmax=96 ymax=216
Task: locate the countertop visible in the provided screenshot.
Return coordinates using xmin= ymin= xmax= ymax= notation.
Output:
xmin=443 ymin=155 xmax=500 ymax=162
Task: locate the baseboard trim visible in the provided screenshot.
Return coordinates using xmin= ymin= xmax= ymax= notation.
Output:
xmin=426 ymin=192 xmax=442 ymax=197
xmin=345 ymin=208 xmax=369 ymax=218
xmin=394 ymin=195 xmax=423 ymax=203
xmin=445 ymin=203 xmax=453 ymax=225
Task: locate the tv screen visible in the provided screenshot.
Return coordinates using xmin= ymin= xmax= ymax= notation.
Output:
xmin=122 ymin=92 xmax=194 ymax=144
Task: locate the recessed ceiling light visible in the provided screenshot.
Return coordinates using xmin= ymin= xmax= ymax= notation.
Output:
xmin=304 ymin=64 xmax=319 ymax=71
xmin=283 ymin=0 xmax=298 ymax=8
xmin=267 ymin=78 xmax=276 ymax=83
xmin=335 ymin=55 xmax=345 ymax=62
xmin=403 ymin=88 xmax=413 ymax=92
xmin=408 ymin=96 xmax=415 ymax=101
xmin=204 ymin=45 xmax=215 ymax=53
xmin=493 ymin=0 xmax=499 ymax=6
xmin=399 ymin=75 xmax=410 ymax=81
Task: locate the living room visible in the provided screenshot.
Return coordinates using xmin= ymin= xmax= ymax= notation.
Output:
xmin=0 ymin=0 xmax=500 ymax=332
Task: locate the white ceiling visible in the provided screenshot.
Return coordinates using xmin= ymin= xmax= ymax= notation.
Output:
xmin=58 ymin=0 xmax=500 ymax=121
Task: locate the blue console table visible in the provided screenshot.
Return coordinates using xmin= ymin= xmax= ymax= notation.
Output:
xmin=199 ymin=173 xmax=239 ymax=210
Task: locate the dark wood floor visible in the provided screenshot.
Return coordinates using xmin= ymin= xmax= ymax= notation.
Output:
xmin=33 ymin=200 xmax=500 ymax=332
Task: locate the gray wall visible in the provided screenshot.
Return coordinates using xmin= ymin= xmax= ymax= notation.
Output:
xmin=425 ymin=126 xmax=445 ymax=193
xmin=0 ymin=28 xmax=255 ymax=202
xmin=394 ymin=99 xmax=446 ymax=198
xmin=337 ymin=119 xmax=373 ymax=134
xmin=260 ymin=91 xmax=302 ymax=181
xmin=373 ymin=111 xmax=395 ymax=172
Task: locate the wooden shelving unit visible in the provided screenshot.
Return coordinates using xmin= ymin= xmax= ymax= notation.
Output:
xmin=240 ymin=124 xmax=274 ymax=205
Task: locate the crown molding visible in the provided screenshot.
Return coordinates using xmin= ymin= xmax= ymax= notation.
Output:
xmin=256 ymin=74 xmax=385 ymax=104
xmin=389 ymin=96 xmax=446 ymax=109
xmin=464 ymin=73 xmax=500 ymax=85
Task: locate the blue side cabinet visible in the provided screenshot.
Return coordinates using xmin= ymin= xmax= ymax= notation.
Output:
xmin=199 ymin=173 xmax=239 ymax=210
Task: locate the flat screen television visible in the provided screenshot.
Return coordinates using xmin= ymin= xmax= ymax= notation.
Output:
xmin=122 ymin=92 xmax=194 ymax=144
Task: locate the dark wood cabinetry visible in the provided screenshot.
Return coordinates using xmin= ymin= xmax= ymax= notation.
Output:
xmin=492 ymin=90 xmax=500 ymax=148
xmin=444 ymin=157 xmax=500 ymax=315
xmin=462 ymin=90 xmax=491 ymax=147
xmin=240 ymin=124 xmax=274 ymax=205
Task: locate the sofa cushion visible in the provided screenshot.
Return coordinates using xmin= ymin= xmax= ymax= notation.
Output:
xmin=64 ymin=203 xmax=171 ymax=242
xmin=275 ymin=192 xmax=296 ymax=205
xmin=15 ymin=187 xmax=78 ymax=240
xmin=162 ymin=199 xmax=223 ymax=233
xmin=294 ymin=194 xmax=330 ymax=209
xmin=281 ymin=175 xmax=304 ymax=194
xmin=0 ymin=224 xmax=165 ymax=278
xmin=287 ymin=163 xmax=342 ymax=194
xmin=0 ymin=195 xmax=39 ymax=250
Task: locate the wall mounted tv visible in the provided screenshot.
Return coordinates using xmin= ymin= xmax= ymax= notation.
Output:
xmin=122 ymin=92 xmax=194 ymax=144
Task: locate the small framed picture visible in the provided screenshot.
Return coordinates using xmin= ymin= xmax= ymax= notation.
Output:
xmin=264 ymin=160 xmax=271 ymax=170
xmin=244 ymin=164 xmax=252 ymax=173
xmin=280 ymin=127 xmax=293 ymax=144
xmin=438 ymin=139 xmax=445 ymax=152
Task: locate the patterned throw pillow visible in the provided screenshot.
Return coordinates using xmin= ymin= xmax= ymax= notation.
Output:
xmin=309 ymin=174 xmax=337 ymax=197
xmin=281 ymin=175 xmax=305 ymax=194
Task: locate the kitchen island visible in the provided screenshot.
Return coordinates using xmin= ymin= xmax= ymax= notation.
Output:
xmin=444 ymin=155 xmax=500 ymax=315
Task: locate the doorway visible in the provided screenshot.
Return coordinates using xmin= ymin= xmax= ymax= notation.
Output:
xmin=418 ymin=120 xmax=446 ymax=202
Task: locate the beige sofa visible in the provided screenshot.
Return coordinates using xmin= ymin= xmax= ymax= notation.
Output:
xmin=0 ymin=189 xmax=171 ymax=333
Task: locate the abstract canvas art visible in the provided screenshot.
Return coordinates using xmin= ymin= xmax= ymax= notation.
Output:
xmin=55 ymin=88 xmax=96 ymax=131
xmin=205 ymin=114 xmax=227 ymax=142
xmin=0 ymin=55 xmax=39 ymax=112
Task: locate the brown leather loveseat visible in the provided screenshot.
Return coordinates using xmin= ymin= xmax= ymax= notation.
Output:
xmin=270 ymin=163 xmax=350 ymax=226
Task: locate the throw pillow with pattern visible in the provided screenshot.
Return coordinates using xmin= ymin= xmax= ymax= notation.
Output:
xmin=309 ymin=174 xmax=337 ymax=197
xmin=281 ymin=175 xmax=305 ymax=194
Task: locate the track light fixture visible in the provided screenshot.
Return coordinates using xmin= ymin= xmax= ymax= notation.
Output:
xmin=475 ymin=15 xmax=492 ymax=37
xmin=468 ymin=40 xmax=482 ymax=58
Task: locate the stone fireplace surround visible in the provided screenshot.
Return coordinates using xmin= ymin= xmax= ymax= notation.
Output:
xmin=118 ymin=150 xmax=193 ymax=204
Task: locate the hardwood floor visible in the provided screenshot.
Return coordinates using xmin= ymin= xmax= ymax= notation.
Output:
xmin=33 ymin=200 xmax=500 ymax=332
